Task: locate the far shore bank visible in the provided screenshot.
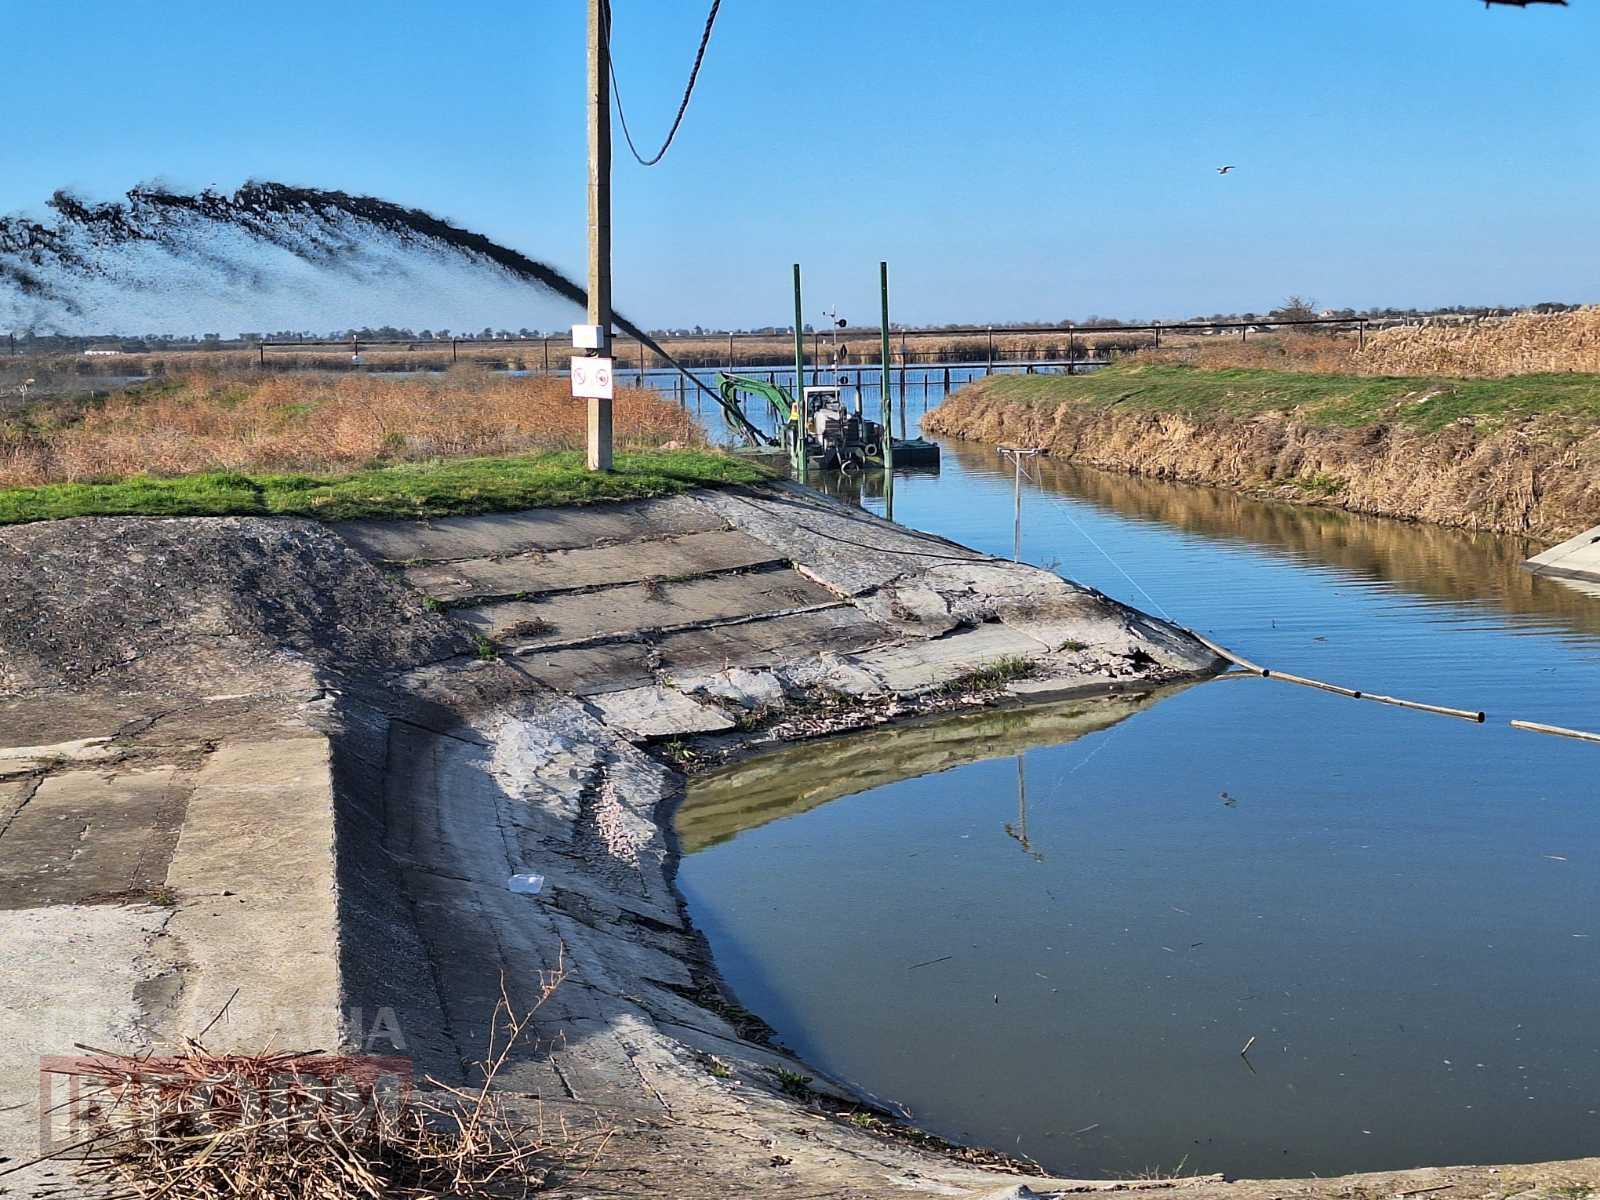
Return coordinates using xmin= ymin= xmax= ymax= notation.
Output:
xmin=924 ymin=364 xmax=1600 ymax=542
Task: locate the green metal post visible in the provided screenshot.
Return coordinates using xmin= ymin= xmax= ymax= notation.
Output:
xmin=880 ymin=261 xmax=894 ymax=474
xmin=791 ymin=264 xmax=806 ymax=478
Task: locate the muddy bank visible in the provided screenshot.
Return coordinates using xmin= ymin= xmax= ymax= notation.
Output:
xmin=924 ymin=374 xmax=1600 ymax=540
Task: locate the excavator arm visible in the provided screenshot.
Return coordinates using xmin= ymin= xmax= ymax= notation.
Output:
xmin=714 ymin=372 xmax=790 ymax=446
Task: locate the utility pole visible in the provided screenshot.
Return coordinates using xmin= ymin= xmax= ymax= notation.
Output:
xmin=791 ymin=264 xmax=806 ymax=478
xmin=584 ymin=0 xmax=614 ymax=471
xmin=879 ymin=262 xmax=894 ymax=472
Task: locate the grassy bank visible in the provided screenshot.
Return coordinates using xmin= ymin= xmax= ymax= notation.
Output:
xmin=925 ymin=364 xmax=1600 ymax=539
xmin=962 ymin=364 xmax=1600 ymax=433
xmin=0 ymin=449 xmax=769 ymax=525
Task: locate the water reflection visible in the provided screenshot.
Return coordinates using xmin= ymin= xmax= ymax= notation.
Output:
xmin=678 ymin=689 xmax=1171 ymax=855
xmin=936 ymin=440 xmax=1600 ymax=639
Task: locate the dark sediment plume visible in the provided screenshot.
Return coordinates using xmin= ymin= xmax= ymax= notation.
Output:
xmin=0 ymin=182 xmax=651 ymax=340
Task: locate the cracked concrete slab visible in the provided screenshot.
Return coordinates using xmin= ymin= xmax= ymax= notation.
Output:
xmin=584 ymin=686 xmax=737 ymax=740
xmin=158 ymin=738 xmax=342 ymax=1054
xmin=334 ymin=495 xmax=725 ymax=563
xmin=0 ymin=736 xmax=118 ymax=777
xmin=514 ymin=641 xmax=658 ymax=695
xmin=404 ymin=528 xmax=783 ymax=603
xmin=0 ymin=902 xmax=171 ymax=1194
xmin=1 ymin=777 xmax=35 ymax=829
xmin=842 ymin=623 xmax=1051 ymax=695
xmin=654 ymin=606 xmax=890 ymax=675
xmin=692 ymin=481 xmax=986 ymax=596
xmin=670 ymin=666 xmax=792 ymax=712
xmin=462 ymin=566 xmax=840 ymax=649
xmin=0 ymin=767 xmax=186 ymax=909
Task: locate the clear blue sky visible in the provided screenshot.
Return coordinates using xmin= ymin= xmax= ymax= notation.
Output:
xmin=3 ymin=0 xmax=1597 ymax=328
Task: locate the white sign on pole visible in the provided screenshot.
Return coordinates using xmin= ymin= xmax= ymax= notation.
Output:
xmin=570 ymin=356 xmax=614 ymax=400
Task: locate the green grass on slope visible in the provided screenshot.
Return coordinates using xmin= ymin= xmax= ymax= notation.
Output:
xmin=974 ymin=364 xmax=1600 ymax=433
xmin=0 ymin=449 xmax=771 ymax=526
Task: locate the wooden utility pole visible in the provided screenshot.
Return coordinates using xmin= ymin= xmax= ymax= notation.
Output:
xmin=879 ymin=261 xmax=894 ymax=472
xmin=585 ymin=0 xmax=614 ymax=471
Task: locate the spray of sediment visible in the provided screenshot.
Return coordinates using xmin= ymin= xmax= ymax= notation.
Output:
xmin=0 ymin=182 xmax=642 ymax=341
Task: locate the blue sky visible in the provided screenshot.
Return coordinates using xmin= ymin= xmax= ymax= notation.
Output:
xmin=3 ymin=0 xmax=1597 ymax=328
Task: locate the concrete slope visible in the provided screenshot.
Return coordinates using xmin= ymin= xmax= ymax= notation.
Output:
xmin=0 ymin=488 xmax=1309 ymax=1199
xmin=1525 ymin=523 xmax=1600 ymax=584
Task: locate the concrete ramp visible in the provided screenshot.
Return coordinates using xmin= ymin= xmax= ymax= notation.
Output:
xmin=1525 ymin=524 xmax=1600 ymax=584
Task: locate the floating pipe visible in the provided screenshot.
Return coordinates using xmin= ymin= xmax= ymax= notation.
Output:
xmin=1360 ymin=692 xmax=1485 ymax=724
xmin=1188 ymin=629 xmax=1484 ymax=723
xmin=1510 ymin=719 xmax=1600 ymax=745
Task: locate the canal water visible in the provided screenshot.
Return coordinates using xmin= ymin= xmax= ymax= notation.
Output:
xmin=666 ymin=370 xmax=1600 ymax=1179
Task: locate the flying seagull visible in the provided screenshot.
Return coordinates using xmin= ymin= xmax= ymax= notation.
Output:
xmin=1483 ymin=1 xmax=1567 ymax=7
xmin=1217 ymin=166 xmax=1236 ymax=175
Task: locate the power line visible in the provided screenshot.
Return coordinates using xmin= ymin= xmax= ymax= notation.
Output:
xmin=602 ymin=0 xmax=722 ymax=167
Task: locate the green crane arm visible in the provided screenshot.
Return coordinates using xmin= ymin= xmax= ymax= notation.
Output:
xmin=714 ymin=373 xmax=789 ymax=446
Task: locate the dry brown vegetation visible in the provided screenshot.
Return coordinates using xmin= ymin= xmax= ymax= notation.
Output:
xmin=14 ymin=968 xmax=608 ymax=1199
xmin=1353 ymin=307 xmax=1600 ymax=377
xmin=1132 ymin=332 xmax=1361 ymax=374
xmin=0 ymin=369 xmax=701 ymax=487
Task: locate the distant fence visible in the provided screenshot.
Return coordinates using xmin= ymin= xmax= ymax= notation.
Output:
xmin=253 ymin=316 xmax=1371 ymax=373
xmin=5 ymin=316 xmax=1373 ymax=372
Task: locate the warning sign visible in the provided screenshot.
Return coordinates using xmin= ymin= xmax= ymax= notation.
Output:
xmin=570 ymin=356 xmax=614 ymax=400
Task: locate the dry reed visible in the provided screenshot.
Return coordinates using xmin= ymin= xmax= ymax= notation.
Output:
xmin=0 ymin=369 xmax=701 ymax=487
xmin=1355 ymin=308 xmax=1600 ymax=377
xmin=10 ymin=965 xmax=608 ymax=1199
xmin=1132 ymin=332 xmax=1361 ymax=374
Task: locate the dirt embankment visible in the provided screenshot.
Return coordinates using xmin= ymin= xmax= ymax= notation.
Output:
xmin=925 ymin=377 xmax=1600 ymax=541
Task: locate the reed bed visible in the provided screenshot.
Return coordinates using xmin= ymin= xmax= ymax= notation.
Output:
xmin=1355 ymin=308 xmax=1600 ymax=377
xmin=0 ymin=369 xmax=701 ymax=487
xmin=1133 ymin=332 xmax=1360 ymax=374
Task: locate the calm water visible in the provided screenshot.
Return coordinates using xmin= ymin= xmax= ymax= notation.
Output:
xmin=669 ymin=380 xmax=1600 ymax=1179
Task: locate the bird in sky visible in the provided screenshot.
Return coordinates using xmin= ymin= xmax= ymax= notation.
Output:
xmin=1217 ymin=166 xmax=1236 ymax=175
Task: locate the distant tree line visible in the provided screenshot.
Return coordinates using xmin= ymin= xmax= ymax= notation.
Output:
xmin=6 ymin=300 xmax=1591 ymax=354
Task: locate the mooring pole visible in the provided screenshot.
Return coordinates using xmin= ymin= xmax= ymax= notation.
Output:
xmin=792 ymin=264 xmax=806 ymax=478
xmin=1013 ymin=454 xmax=1023 ymax=559
xmin=987 ymin=327 xmax=994 ymax=375
xmin=879 ymin=261 xmax=895 ymax=474
xmin=585 ymin=0 xmax=614 ymax=471
xmin=728 ymin=331 xmax=735 ymax=371
xmin=998 ymin=446 xmax=1041 ymax=561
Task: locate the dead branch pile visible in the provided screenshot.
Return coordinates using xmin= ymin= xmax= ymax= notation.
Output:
xmin=1355 ymin=308 xmax=1600 ymax=377
xmin=8 ymin=967 xmax=604 ymax=1199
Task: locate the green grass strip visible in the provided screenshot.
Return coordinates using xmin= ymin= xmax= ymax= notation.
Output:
xmin=0 ymin=449 xmax=771 ymax=526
